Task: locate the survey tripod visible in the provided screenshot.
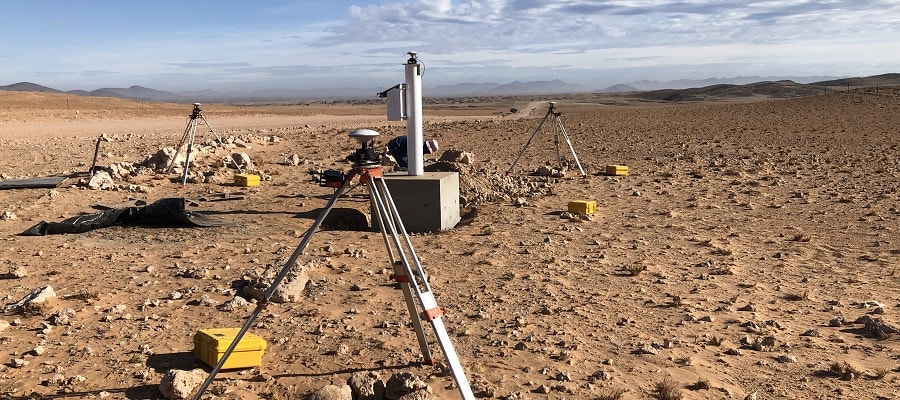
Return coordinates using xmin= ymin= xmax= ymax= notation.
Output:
xmin=507 ymin=101 xmax=586 ymax=176
xmin=167 ymin=103 xmax=242 ymax=186
xmin=192 ymin=129 xmax=474 ymax=400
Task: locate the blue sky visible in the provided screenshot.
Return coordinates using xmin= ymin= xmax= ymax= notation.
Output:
xmin=2 ymin=0 xmax=899 ymax=92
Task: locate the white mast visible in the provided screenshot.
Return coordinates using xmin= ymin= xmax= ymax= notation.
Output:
xmin=404 ymin=51 xmax=424 ymax=176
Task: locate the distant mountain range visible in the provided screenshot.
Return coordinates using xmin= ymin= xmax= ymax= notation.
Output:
xmin=2 ymin=73 xmax=898 ymax=103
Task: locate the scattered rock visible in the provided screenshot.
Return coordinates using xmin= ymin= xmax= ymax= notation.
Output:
xmin=243 ymin=261 xmax=313 ymax=303
xmin=143 ymin=148 xmax=182 ymax=170
xmin=49 ymin=308 xmax=77 ymax=326
xmin=285 ymin=154 xmax=302 ymax=166
xmin=231 ymin=152 xmax=253 ymax=169
xmin=6 ymin=265 xmax=27 ymax=278
xmin=800 ymin=329 xmax=820 ymax=337
xmin=859 ymin=315 xmax=899 ymax=339
xmin=385 ymin=372 xmax=430 ymax=400
xmin=305 ymin=384 xmax=352 ymax=400
xmin=348 ymin=371 xmax=385 ymax=400
xmin=216 ymin=296 xmax=250 ymax=312
xmin=4 ymin=285 xmax=56 ymax=312
xmin=752 ymin=336 xmax=776 ymax=352
xmin=30 ymin=345 xmax=46 ymax=356
xmin=87 ymin=170 xmax=115 ymax=190
xmin=1 ymin=211 xmax=17 ymax=220
xmin=159 ymin=369 xmax=206 ymax=400
xmin=7 ymin=358 xmax=29 ymax=368
xmin=776 ymin=354 xmax=797 ymax=363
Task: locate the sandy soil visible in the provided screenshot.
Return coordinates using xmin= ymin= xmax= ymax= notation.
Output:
xmin=0 ymin=89 xmax=898 ymax=400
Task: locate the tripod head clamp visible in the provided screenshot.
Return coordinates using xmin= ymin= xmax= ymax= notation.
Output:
xmin=548 ymin=101 xmax=562 ymax=117
xmin=190 ymin=103 xmax=202 ymax=119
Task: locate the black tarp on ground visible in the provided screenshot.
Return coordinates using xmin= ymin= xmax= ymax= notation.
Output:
xmin=0 ymin=177 xmax=68 ymax=190
xmin=21 ymin=197 xmax=235 ymax=236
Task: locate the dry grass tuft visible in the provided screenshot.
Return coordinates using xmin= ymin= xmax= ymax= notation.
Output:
xmin=654 ymin=378 xmax=683 ymax=400
xmin=596 ymin=387 xmax=626 ymax=400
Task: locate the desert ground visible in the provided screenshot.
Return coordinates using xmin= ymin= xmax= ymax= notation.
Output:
xmin=0 ymin=87 xmax=898 ymax=400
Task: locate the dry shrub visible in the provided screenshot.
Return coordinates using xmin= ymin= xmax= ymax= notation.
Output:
xmin=654 ymin=378 xmax=683 ymax=400
xmin=687 ymin=378 xmax=710 ymax=390
xmin=708 ymin=335 xmax=725 ymax=346
xmin=625 ymin=263 xmax=646 ymax=276
xmin=871 ymin=368 xmax=890 ymax=380
xmin=20 ymin=301 xmax=51 ymax=316
xmin=674 ymin=357 xmax=693 ymax=366
xmin=709 ymin=265 xmax=734 ymax=275
xmin=712 ymin=246 xmax=733 ymax=256
xmin=596 ymin=387 xmax=626 ymax=400
xmin=829 ymin=362 xmax=863 ymax=380
xmin=783 ymin=289 xmax=810 ymax=301
xmin=66 ymin=290 xmax=101 ymax=302
xmin=791 ymin=233 xmax=811 ymax=242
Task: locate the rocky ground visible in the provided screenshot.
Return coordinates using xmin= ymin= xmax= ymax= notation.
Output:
xmin=0 ymin=89 xmax=898 ymax=400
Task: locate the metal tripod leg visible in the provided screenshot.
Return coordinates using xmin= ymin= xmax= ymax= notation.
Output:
xmin=507 ymin=107 xmax=552 ymax=175
xmin=180 ymin=121 xmax=198 ymax=186
xmin=199 ymin=114 xmax=243 ymax=173
xmin=554 ymin=115 xmax=586 ymax=176
xmin=369 ymin=177 xmax=475 ymax=399
xmin=167 ymin=117 xmax=196 ymax=173
xmin=368 ymin=184 xmax=434 ymax=364
xmin=191 ymin=176 xmax=354 ymax=400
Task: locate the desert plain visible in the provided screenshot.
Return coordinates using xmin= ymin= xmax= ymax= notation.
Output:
xmin=0 ymin=86 xmax=898 ymax=399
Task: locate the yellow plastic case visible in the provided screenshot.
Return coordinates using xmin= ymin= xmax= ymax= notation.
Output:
xmin=193 ymin=328 xmax=267 ymax=369
xmin=568 ymin=200 xmax=596 ymax=215
xmin=234 ymin=173 xmax=261 ymax=187
xmin=604 ymin=165 xmax=629 ymax=176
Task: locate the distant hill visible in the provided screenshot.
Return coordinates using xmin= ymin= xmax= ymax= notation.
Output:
xmin=83 ymin=85 xmax=183 ymax=101
xmin=634 ymin=80 xmax=825 ymax=102
xmin=0 ymin=82 xmax=62 ymax=93
xmin=2 ymin=73 xmax=898 ymax=102
xmin=429 ymin=79 xmax=588 ymax=97
xmin=487 ymin=79 xmax=588 ymax=95
xmin=602 ymin=84 xmax=639 ymax=93
xmin=811 ymin=73 xmax=900 ymax=87
xmin=624 ymin=75 xmax=843 ymax=91
xmin=429 ymin=82 xmax=503 ymax=97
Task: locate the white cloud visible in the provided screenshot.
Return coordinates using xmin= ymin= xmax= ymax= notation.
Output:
xmin=6 ymin=0 xmax=900 ymax=91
